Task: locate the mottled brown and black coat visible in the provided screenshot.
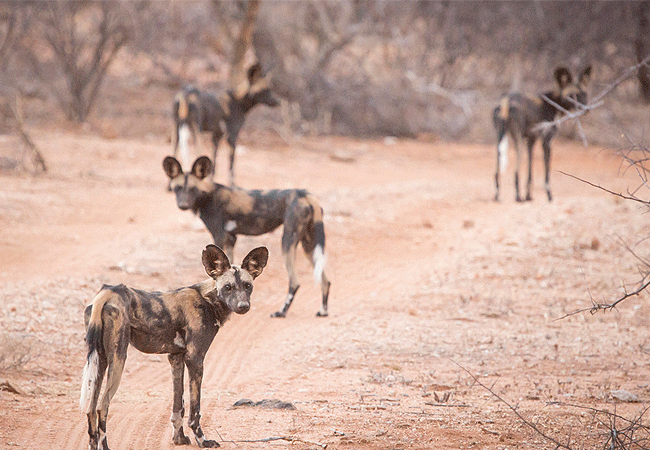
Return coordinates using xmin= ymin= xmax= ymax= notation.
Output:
xmin=163 ymin=155 xmax=330 ymax=318
xmin=80 ymin=245 xmax=268 ymax=450
xmin=172 ymin=63 xmax=279 ymax=185
xmin=493 ymin=66 xmax=591 ymax=202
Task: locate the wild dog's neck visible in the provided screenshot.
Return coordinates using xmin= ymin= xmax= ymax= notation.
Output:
xmin=227 ymin=90 xmax=255 ymax=114
xmin=540 ymin=91 xmax=568 ymax=122
xmin=196 ymin=279 xmax=233 ymax=326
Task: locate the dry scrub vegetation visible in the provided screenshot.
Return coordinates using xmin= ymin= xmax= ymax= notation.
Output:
xmin=2 ymin=2 xmax=650 ymax=449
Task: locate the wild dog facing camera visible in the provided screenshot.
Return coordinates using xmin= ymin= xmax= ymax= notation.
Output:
xmin=80 ymin=244 xmax=269 ymax=450
xmin=203 ymin=244 xmax=269 ymax=315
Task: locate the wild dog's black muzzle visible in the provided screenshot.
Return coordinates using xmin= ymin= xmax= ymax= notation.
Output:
xmin=235 ymin=301 xmax=250 ymax=314
xmin=175 ymin=193 xmax=192 ymax=210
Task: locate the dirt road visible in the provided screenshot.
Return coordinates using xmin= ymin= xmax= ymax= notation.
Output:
xmin=1 ymin=132 xmax=649 ymax=449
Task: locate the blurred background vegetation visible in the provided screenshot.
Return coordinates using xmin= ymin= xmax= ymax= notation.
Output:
xmin=0 ymin=0 xmax=648 ymax=148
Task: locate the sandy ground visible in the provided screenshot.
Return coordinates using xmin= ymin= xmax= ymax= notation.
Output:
xmin=1 ymin=131 xmax=650 ymax=449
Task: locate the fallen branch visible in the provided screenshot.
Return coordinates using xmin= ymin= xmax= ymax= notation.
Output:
xmin=452 ymin=360 xmax=573 ymax=450
xmin=225 ymin=435 xmax=328 ymax=448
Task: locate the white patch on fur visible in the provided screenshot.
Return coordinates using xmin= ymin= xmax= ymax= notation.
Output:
xmin=174 ymin=332 xmax=185 ymax=348
xmin=497 ymin=135 xmax=508 ymax=174
xmin=79 ymin=349 xmax=99 ymax=413
xmin=224 ymin=220 xmax=237 ymax=232
xmin=313 ymin=244 xmax=326 ymax=284
xmin=194 ymin=435 xmax=205 ymax=446
xmin=178 ymin=124 xmax=192 ymax=171
xmin=171 ymin=410 xmax=183 ymax=438
xmin=98 ymin=429 xmax=107 ymax=449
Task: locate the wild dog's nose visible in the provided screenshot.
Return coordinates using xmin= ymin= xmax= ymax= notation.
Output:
xmin=236 ymin=301 xmax=250 ymax=314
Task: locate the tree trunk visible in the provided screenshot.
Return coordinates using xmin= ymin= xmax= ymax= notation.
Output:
xmin=636 ymin=1 xmax=650 ymax=103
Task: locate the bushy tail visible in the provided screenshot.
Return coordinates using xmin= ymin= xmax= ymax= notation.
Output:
xmin=308 ymin=196 xmax=327 ymax=284
xmin=494 ymin=97 xmax=510 ymax=174
xmin=79 ymin=290 xmax=110 ymax=414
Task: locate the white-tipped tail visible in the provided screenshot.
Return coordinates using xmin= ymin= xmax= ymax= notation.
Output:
xmin=313 ymin=244 xmax=326 ymax=284
xmin=497 ymin=135 xmax=508 ymax=174
xmin=178 ymin=124 xmax=191 ymax=171
xmin=80 ymin=349 xmax=99 ymax=413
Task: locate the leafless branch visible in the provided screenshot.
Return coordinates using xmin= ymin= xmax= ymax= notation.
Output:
xmin=559 ymin=171 xmax=650 ymax=206
xmin=452 ymin=360 xmax=573 ymax=450
xmin=8 ymin=92 xmax=46 ymax=173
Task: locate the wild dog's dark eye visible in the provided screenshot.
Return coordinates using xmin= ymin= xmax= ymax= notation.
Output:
xmin=223 ymin=284 xmax=233 ymax=292
xmin=243 ymin=282 xmax=252 ymax=291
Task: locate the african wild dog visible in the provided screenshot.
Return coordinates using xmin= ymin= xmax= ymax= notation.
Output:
xmin=163 ymin=155 xmax=330 ymax=318
xmin=80 ymin=245 xmax=268 ymax=450
xmin=493 ymin=65 xmax=591 ymax=202
xmin=172 ymin=63 xmax=279 ymax=185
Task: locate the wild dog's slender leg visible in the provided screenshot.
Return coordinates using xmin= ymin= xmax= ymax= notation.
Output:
xmin=87 ymin=356 xmax=107 ymax=450
xmin=512 ymin=134 xmax=523 ymax=202
xmin=542 ymin=132 xmax=553 ymax=202
xmin=168 ymin=353 xmax=191 ymax=445
xmin=226 ymin=123 xmax=242 ymax=186
xmin=210 ymin=126 xmax=224 ymax=180
xmin=96 ymin=307 xmax=129 ymax=450
xmin=185 ymin=357 xmax=219 ymax=448
xmin=493 ymin=107 xmax=508 ymax=202
xmin=525 ymin=136 xmax=535 ymax=201
xmin=222 ymin=234 xmax=237 ymax=263
xmin=302 ymin=231 xmax=330 ymax=317
xmin=272 ymin=232 xmax=300 ymax=318
xmin=306 ymin=247 xmax=330 ymax=317
xmin=318 ymin=272 xmax=331 ymax=318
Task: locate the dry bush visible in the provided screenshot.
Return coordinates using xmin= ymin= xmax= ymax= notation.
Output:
xmin=0 ymin=332 xmax=37 ymax=371
xmin=2 ymin=0 xmax=649 ymax=144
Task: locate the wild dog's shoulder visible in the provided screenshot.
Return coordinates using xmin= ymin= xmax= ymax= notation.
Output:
xmin=503 ymin=93 xmax=543 ymax=108
xmin=218 ymin=187 xmax=256 ymax=215
xmin=187 ymin=279 xmax=218 ymax=302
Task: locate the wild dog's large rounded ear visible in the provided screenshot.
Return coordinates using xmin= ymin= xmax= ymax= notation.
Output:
xmin=163 ymin=156 xmax=182 ymax=179
xmin=247 ymin=63 xmax=262 ymax=85
xmin=579 ymin=65 xmax=592 ymax=87
xmin=241 ymin=247 xmax=268 ymax=279
xmin=554 ymin=67 xmax=572 ymax=89
xmin=191 ymin=156 xmax=212 ymax=180
xmin=202 ymin=244 xmax=231 ymax=279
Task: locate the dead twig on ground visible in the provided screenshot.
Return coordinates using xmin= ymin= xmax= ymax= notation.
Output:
xmin=456 ymin=361 xmax=650 ymax=450
xmin=222 ymin=435 xmax=328 ymax=448
xmin=452 ymin=360 xmax=573 ymax=450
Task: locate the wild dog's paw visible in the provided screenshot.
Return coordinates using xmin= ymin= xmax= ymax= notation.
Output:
xmin=316 ymin=310 xmax=328 ymax=317
xmin=200 ymin=438 xmax=220 ymax=448
xmin=173 ymin=431 xmax=191 ymax=445
xmin=270 ymin=311 xmax=286 ymax=318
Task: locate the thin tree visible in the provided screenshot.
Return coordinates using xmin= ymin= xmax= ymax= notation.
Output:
xmin=26 ymin=0 xmax=130 ymax=122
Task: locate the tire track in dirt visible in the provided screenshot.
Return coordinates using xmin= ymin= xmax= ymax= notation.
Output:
xmin=202 ymin=309 xmax=272 ymax=390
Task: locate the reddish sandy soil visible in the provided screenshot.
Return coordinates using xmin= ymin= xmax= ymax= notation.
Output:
xmin=1 ymin=131 xmax=649 ymax=449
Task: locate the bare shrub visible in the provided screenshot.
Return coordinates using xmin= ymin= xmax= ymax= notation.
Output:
xmin=17 ymin=0 xmax=132 ymax=122
xmin=0 ymin=332 xmax=36 ymax=371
